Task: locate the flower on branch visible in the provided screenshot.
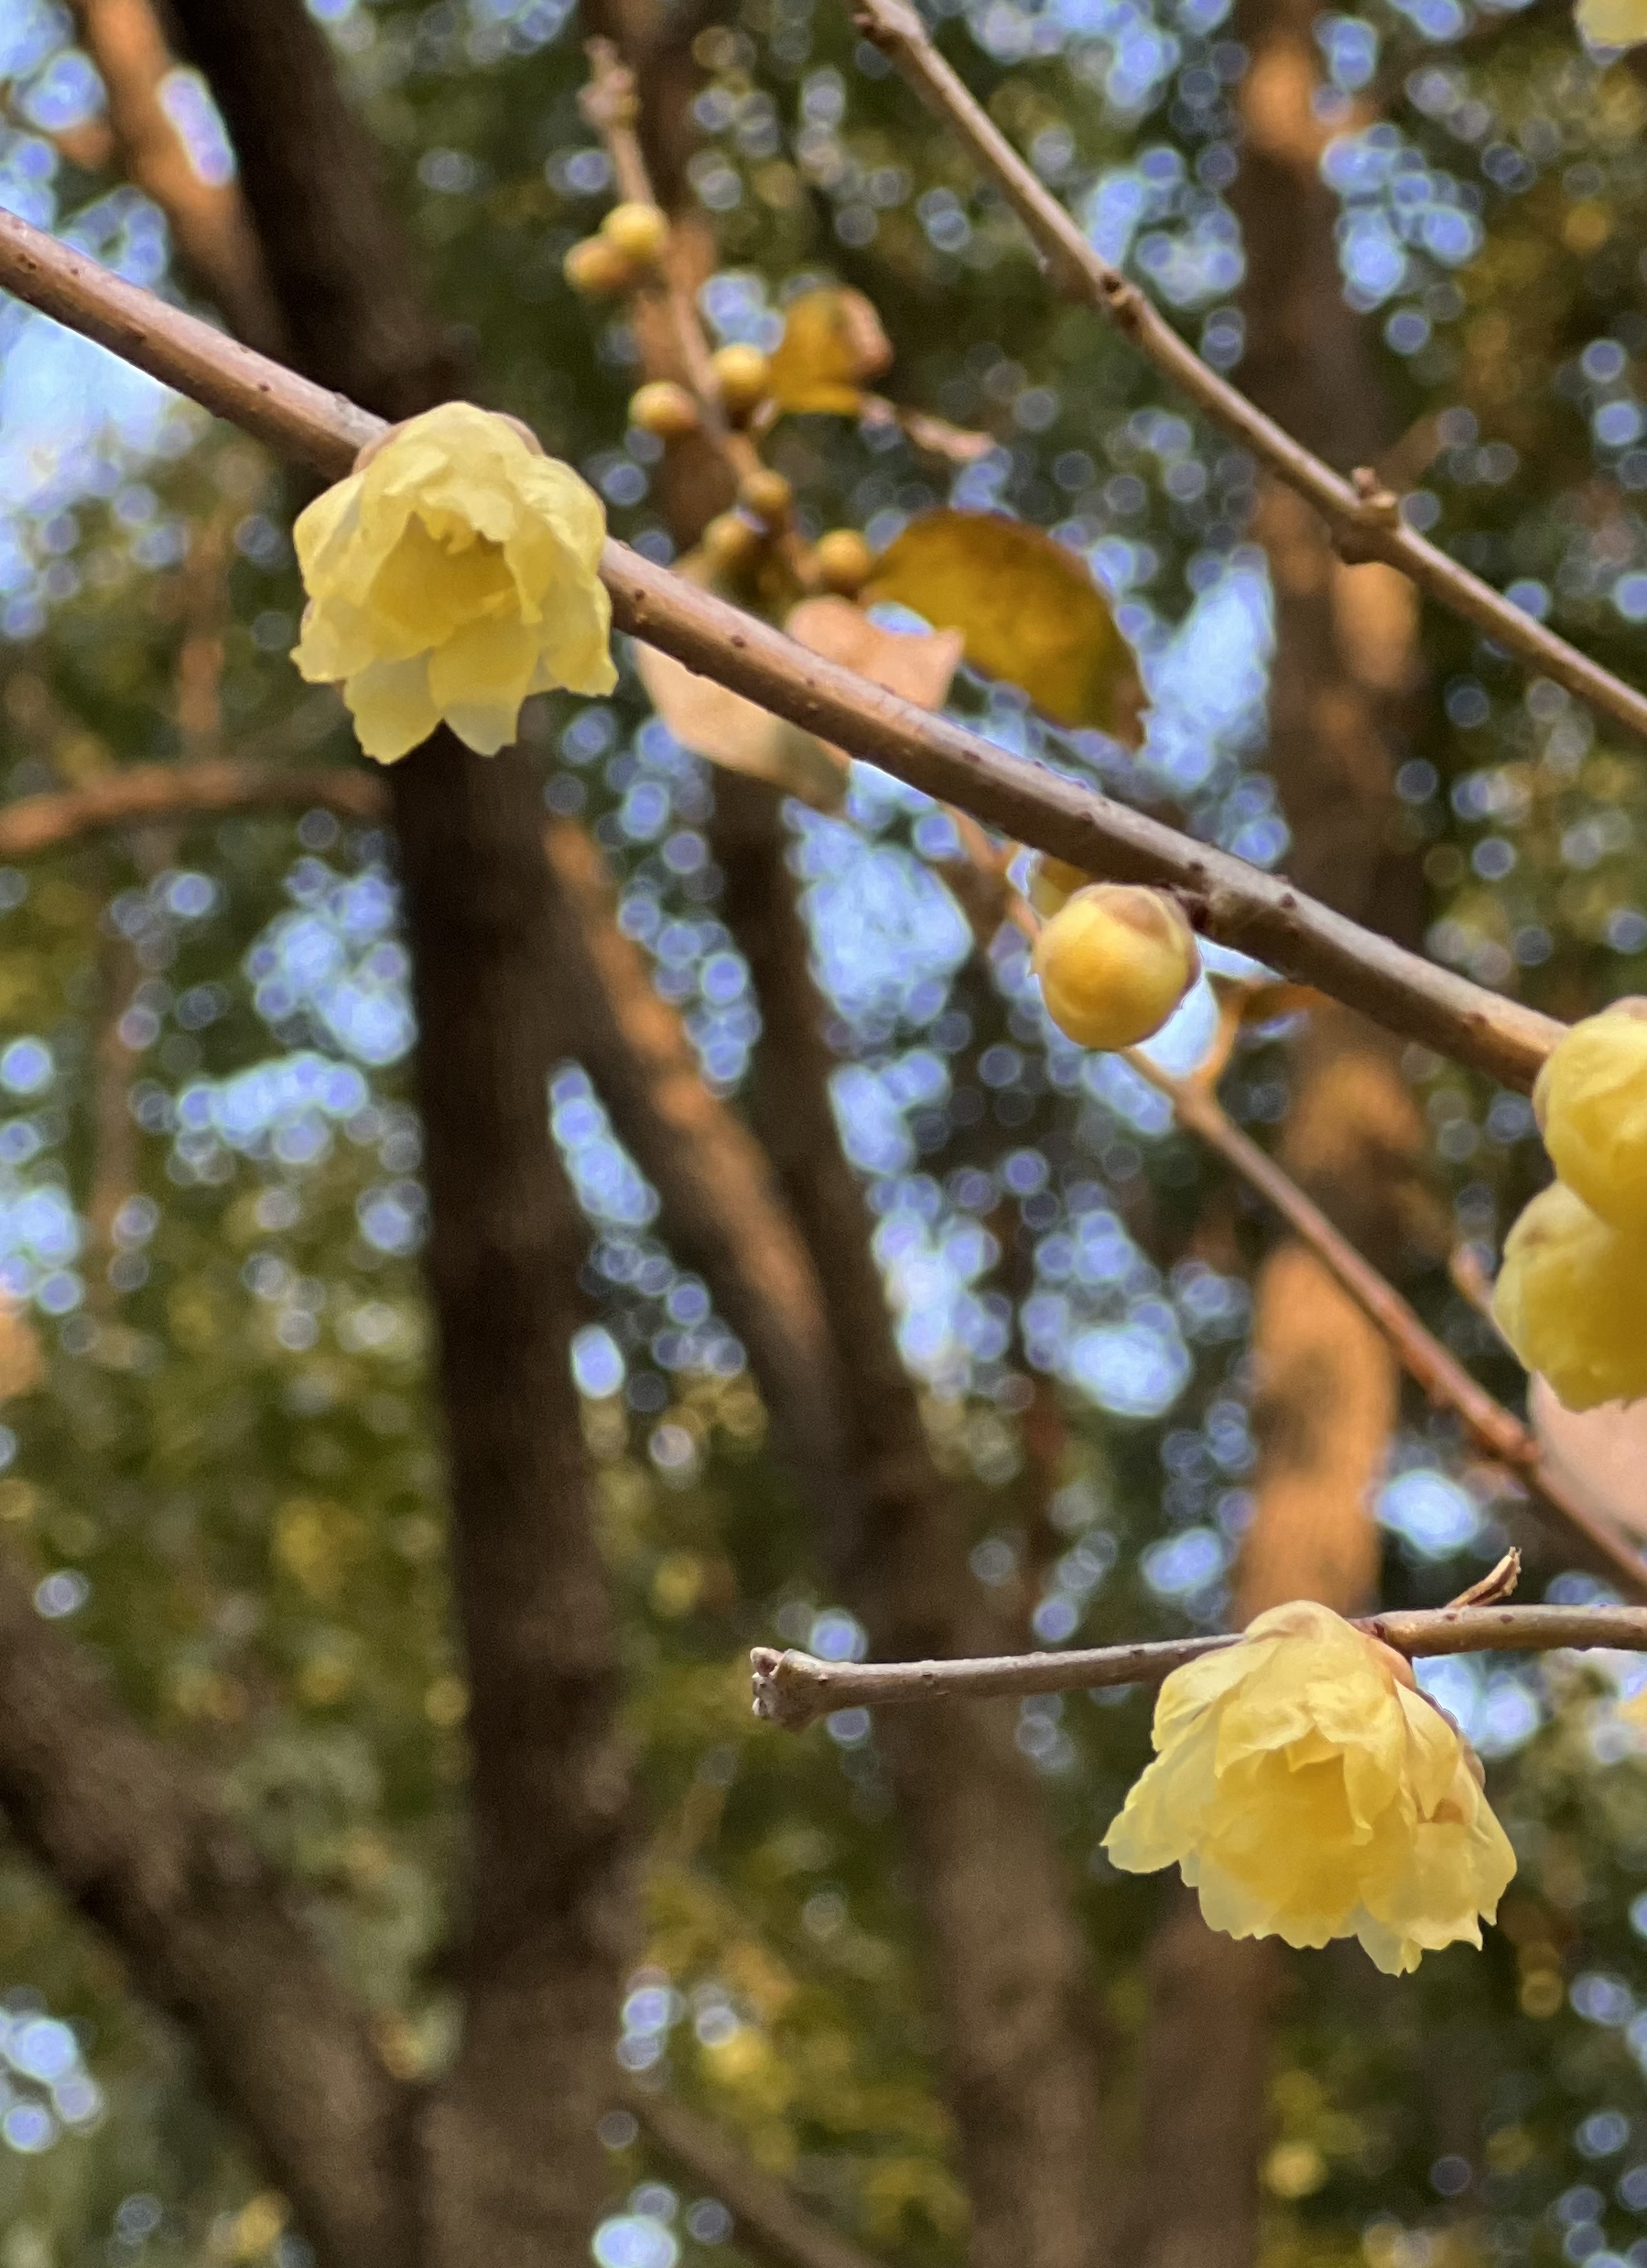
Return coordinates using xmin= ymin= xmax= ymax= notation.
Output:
xmin=1533 ymin=999 xmax=1647 ymax=1234
xmin=1102 ymin=1600 xmax=1514 ymax=1975
xmin=292 ymin=402 xmax=616 ymax=763
xmin=1492 ymin=1180 xmax=1647 ymax=1412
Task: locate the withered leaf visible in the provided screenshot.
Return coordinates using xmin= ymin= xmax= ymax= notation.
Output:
xmin=865 ymin=509 xmax=1146 ymax=743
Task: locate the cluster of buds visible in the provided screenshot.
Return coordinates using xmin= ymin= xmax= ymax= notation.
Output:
xmin=1030 ymin=863 xmax=1200 ymax=1052
xmin=563 ymin=200 xmax=672 ymax=298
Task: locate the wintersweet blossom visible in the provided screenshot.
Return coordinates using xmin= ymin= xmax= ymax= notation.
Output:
xmin=292 ymin=402 xmax=615 ymax=762
xmin=1491 ymin=1180 xmax=1647 ymax=1412
xmin=1102 ymin=1601 xmax=1514 ymax=1976
xmin=1533 ymin=1000 xmax=1647 ymax=1236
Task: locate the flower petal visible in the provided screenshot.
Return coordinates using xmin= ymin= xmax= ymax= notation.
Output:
xmin=343 ymin=654 xmax=441 ymax=763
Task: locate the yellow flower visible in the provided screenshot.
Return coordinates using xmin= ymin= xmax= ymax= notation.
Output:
xmin=292 ymin=402 xmax=615 ymax=763
xmin=1103 ymin=1601 xmax=1514 ymax=1976
xmin=1533 ymin=1001 xmax=1647 ymax=1234
xmin=1577 ymin=0 xmax=1647 ymax=44
xmin=1492 ymin=1179 xmax=1647 ymax=1411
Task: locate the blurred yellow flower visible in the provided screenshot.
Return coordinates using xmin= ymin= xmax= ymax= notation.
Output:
xmin=1533 ymin=1000 xmax=1647 ymax=1235
xmin=1492 ymin=1180 xmax=1647 ymax=1412
xmin=293 ymin=401 xmax=615 ymax=762
xmin=1577 ymin=0 xmax=1647 ymax=44
xmin=1103 ymin=1601 xmax=1514 ymax=1975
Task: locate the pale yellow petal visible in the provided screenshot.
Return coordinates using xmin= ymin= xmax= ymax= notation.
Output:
xmin=292 ymin=590 xmax=380 ymax=686
xmin=1395 ymin=1685 xmax=1467 ymax=1817
xmin=292 ymin=472 xmax=363 ymax=593
xmin=343 ymin=654 xmax=440 ymax=764
xmin=1148 ymin=1636 xmax=1267 ymax=1747
xmin=536 ymin=574 xmax=618 ymax=697
xmin=428 ymin=615 xmax=541 ymax=755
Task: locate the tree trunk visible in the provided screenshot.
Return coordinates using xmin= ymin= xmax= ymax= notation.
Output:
xmin=713 ymin=772 xmax=1116 ymax=2268
xmin=390 ymin=740 xmax=637 ymax=2265
xmin=1121 ymin=9 xmax=1427 ymax=2262
xmin=167 ymin=5 xmax=637 ymax=2258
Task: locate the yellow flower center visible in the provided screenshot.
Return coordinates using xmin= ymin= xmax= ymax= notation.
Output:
xmin=369 ymin=510 xmax=516 ymax=645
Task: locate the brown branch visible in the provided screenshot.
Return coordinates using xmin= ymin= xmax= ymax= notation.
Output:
xmin=0 ymin=204 xmax=1566 ymax=1091
xmin=752 ymin=1601 xmax=1647 ymax=1730
xmin=1126 ymin=1051 xmax=1647 ymax=1599
xmin=540 ymin=823 xmax=856 ymax=1506
xmin=847 ymin=0 xmax=1647 ymax=747
xmin=0 ymin=761 xmax=383 ymax=858
xmin=712 ymin=772 xmax=1118 ymax=2268
xmin=0 ymin=1548 xmax=416 ymax=2265
xmin=626 ymin=2089 xmax=891 ymax=2268
xmin=65 ymin=0 xmax=284 ymax=351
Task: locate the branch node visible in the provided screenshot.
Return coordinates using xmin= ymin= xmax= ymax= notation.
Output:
xmin=579 ymin=37 xmax=640 ymax=135
xmin=750 ymin=1647 xmax=835 ymax=1731
xmin=1445 ymin=1546 xmax=1522 ymax=1612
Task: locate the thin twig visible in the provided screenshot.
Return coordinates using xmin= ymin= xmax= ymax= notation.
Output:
xmin=848 ymin=0 xmax=1647 ymax=747
xmin=0 ymin=761 xmax=383 ymax=858
xmin=580 ymin=39 xmax=747 ymax=449
xmin=751 ymin=1602 xmax=1647 ymax=1731
xmin=623 ymin=2087 xmax=890 ymax=2268
xmin=1124 ymin=1049 xmax=1647 ymax=1599
xmin=0 ymin=203 xmax=1566 ymax=1087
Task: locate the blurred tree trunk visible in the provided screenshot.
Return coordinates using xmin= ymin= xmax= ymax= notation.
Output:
xmin=574 ymin=7 xmax=1122 ymax=2244
xmin=165 ymin=4 xmax=636 ymax=2259
xmin=1119 ymin=10 xmax=1428 ymax=2264
xmin=713 ymin=773 xmax=1117 ymax=2268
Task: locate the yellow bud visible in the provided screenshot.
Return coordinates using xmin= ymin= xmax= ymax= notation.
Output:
xmin=1028 ymin=855 xmax=1092 ymax=918
xmin=712 ymin=343 xmax=771 ymax=419
xmin=629 ymin=381 xmax=700 ymax=440
xmin=1491 ymin=1180 xmax=1647 ymax=1411
xmin=738 ymin=467 xmax=793 ymax=525
xmin=1032 ymin=884 xmax=1199 ymax=1050
xmin=1532 ymin=999 xmax=1647 ymax=1233
xmin=702 ymin=512 xmax=764 ymax=575
xmin=813 ymin=528 xmax=873 ymax=595
xmin=564 ymin=234 xmax=633 ymax=297
xmin=601 ymin=200 xmax=670 ymax=265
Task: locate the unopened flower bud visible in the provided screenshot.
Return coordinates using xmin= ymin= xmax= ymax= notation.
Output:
xmin=564 ymin=234 xmax=633 ymax=297
xmin=1028 ymin=855 xmax=1092 ymax=918
xmin=601 ymin=200 xmax=670 ymax=265
xmin=702 ymin=512 xmax=764 ymax=575
xmin=1491 ymin=1179 xmax=1647 ymax=1411
xmin=1532 ymin=999 xmax=1647 ymax=1234
xmin=738 ymin=467 xmax=793 ymax=526
xmin=813 ymin=528 xmax=873 ymax=595
xmin=1033 ymin=884 xmax=1199 ymax=1051
xmin=712 ymin=344 xmax=771 ymax=420
xmin=629 ymin=381 xmax=700 ymax=440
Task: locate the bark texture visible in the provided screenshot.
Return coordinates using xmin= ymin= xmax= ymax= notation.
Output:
xmin=390 ymin=740 xmax=636 ymax=2267
xmin=165 ymin=0 xmax=461 ymax=418
xmin=157 ymin=7 xmax=636 ymax=2259
xmin=1121 ymin=7 xmax=1428 ymax=2262
xmin=712 ymin=772 xmax=1114 ymax=2268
